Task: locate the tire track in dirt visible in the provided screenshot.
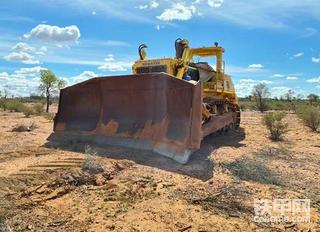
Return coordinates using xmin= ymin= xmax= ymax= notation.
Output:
xmin=0 ymin=148 xmax=85 ymax=177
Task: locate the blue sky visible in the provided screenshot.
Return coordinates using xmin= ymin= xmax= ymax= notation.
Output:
xmin=0 ymin=0 xmax=320 ymax=97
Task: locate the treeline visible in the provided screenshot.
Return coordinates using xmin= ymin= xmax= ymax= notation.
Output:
xmin=239 ymin=83 xmax=319 ymax=112
xmin=241 ymin=83 xmax=320 ymax=135
xmin=239 ymin=98 xmax=318 ymax=111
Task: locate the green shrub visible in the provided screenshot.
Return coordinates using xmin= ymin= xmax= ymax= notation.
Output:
xmin=43 ymin=112 xmax=55 ymax=121
xmin=266 ymin=101 xmax=291 ymax=111
xmin=239 ymin=101 xmax=256 ymax=111
xmin=263 ymin=112 xmax=288 ymax=141
xmin=22 ymin=106 xmax=35 ymax=118
xmin=33 ymin=103 xmax=44 ymax=115
xmin=6 ymin=100 xmax=25 ymax=112
xmin=297 ymin=105 xmax=320 ymax=132
xmin=0 ymin=98 xmax=7 ymax=110
xmin=3 ymin=100 xmax=38 ymax=117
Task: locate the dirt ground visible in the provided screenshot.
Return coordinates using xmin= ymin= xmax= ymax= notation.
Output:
xmin=0 ymin=109 xmax=319 ymax=231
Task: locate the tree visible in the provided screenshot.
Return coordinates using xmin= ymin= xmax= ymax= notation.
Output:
xmin=284 ymin=89 xmax=295 ymax=102
xmin=39 ymin=70 xmax=66 ymax=112
xmin=284 ymin=89 xmax=296 ymax=111
xmin=307 ymin=94 xmax=319 ymax=105
xmin=252 ymin=83 xmax=270 ymax=112
xmin=0 ymin=88 xmax=9 ymax=99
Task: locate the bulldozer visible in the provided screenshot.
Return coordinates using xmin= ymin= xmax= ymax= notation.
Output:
xmin=52 ymin=39 xmax=240 ymax=164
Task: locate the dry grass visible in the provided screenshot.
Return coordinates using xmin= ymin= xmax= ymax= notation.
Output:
xmin=32 ymin=103 xmax=45 ymax=116
xmin=0 ymin=218 xmax=12 ymax=232
xmin=223 ymin=158 xmax=283 ymax=186
xmin=182 ymin=184 xmax=251 ymax=217
xmin=254 ymin=146 xmax=292 ymax=160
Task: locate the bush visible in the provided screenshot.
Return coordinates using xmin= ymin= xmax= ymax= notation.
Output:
xmin=82 ymin=156 xmax=104 ymax=174
xmin=266 ymin=101 xmax=291 ymax=111
xmin=239 ymin=101 xmax=255 ymax=111
xmin=263 ymin=112 xmax=288 ymax=141
xmin=6 ymin=100 xmax=25 ymax=112
xmin=297 ymin=105 xmax=320 ymax=132
xmin=0 ymin=98 xmax=8 ymax=111
xmin=43 ymin=112 xmax=55 ymax=121
xmin=33 ymin=103 xmax=45 ymax=115
xmin=22 ymin=106 xmax=35 ymax=118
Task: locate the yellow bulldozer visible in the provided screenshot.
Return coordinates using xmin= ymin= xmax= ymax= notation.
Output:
xmin=53 ymin=39 xmax=240 ymax=163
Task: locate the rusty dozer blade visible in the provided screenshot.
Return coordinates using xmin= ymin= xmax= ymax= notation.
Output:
xmin=52 ymin=73 xmax=202 ymax=164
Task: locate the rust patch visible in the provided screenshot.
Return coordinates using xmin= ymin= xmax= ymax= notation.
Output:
xmin=97 ymin=120 xmax=119 ymax=135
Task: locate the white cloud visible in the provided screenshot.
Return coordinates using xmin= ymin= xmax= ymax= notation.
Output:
xmin=156 ymin=25 xmax=160 ymax=31
xmin=104 ymin=54 xmax=115 ymax=62
xmin=261 ymin=80 xmax=273 ymax=84
xmin=157 ymin=3 xmax=196 ymax=21
xmin=137 ymin=1 xmax=159 ymax=10
xmin=12 ymin=42 xmax=34 ymax=53
xmin=306 ymin=76 xmax=320 ymax=83
xmin=286 ymin=76 xmax=297 ymax=80
xmin=65 ymin=0 xmax=320 ymax=29
xmin=226 ymin=64 xmax=270 ymax=78
xmin=40 ymin=46 xmax=47 ymax=52
xmin=0 ymin=66 xmax=48 ymax=97
xmin=235 ymin=78 xmax=271 ymax=97
xmin=316 ymin=85 xmax=320 ymax=90
xmin=0 ymin=72 xmax=9 ymax=80
xmin=292 ymin=52 xmax=304 ymax=58
xmin=270 ymin=86 xmax=292 ymax=97
xmin=272 ymin=73 xmax=285 ymax=78
xmin=207 ymin=0 xmax=224 ymax=8
xmin=14 ymin=66 xmax=47 ymax=76
xmin=248 ymin=64 xmax=264 ymax=69
xmin=4 ymin=42 xmax=47 ymax=64
xmin=4 ymin=51 xmax=39 ymax=64
xmin=150 ymin=1 xmax=159 ymax=9
xmin=73 ymin=71 xmax=97 ymax=83
xmin=92 ymin=11 xmax=96 ymax=15
xmin=312 ymin=57 xmax=320 ymax=63
xmin=35 ymin=46 xmax=48 ymax=55
xmin=24 ymin=24 xmax=80 ymax=43
xmin=98 ymin=54 xmax=132 ymax=72
xmin=235 ymin=79 xmax=256 ymax=97
xmin=138 ymin=5 xmax=148 ymax=10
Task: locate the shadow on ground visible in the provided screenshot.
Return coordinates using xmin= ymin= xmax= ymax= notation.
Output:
xmin=45 ymin=128 xmax=245 ymax=181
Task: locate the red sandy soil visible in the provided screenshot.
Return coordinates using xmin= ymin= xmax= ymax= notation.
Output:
xmin=0 ymin=110 xmax=319 ymax=231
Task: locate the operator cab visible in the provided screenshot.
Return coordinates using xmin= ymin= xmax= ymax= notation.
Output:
xmin=185 ymin=62 xmax=216 ymax=82
xmin=175 ymin=39 xmax=216 ymax=83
